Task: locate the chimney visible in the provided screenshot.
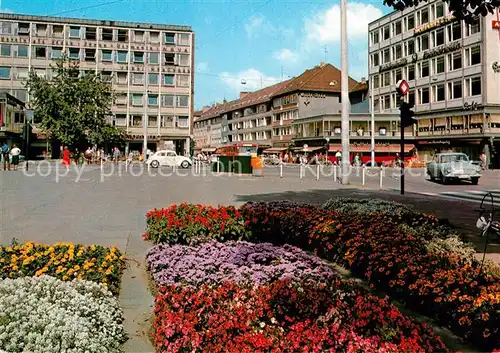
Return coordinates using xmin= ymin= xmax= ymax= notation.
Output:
xmin=240 ymin=92 xmax=250 ymax=99
xmin=319 ymin=62 xmax=325 ymax=67
xmin=360 ymin=77 xmax=367 ymax=84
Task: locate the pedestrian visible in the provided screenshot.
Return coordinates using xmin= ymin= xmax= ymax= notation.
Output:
xmin=1 ymin=141 xmax=9 ymax=171
xmin=113 ymin=146 xmax=120 ymax=165
xmin=480 ymin=152 xmax=487 ymax=171
xmin=62 ymin=146 xmax=71 ymax=169
xmin=73 ymin=148 xmax=80 ymax=165
xmin=335 ymin=150 xmax=342 ymax=165
xmin=85 ymin=147 xmax=93 ymax=164
xmin=9 ymin=144 xmax=21 ymax=171
xmin=354 ymin=153 xmax=360 ymax=167
xmin=100 ymin=148 xmax=105 ymax=163
xmin=127 ymin=150 xmax=133 ymax=167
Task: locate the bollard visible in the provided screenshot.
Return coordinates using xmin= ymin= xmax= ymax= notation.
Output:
xmin=362 ymin=166 xmax=366 ymax=186
xmin=280 ymin=162 xmax=283 ymax=178
xmin=333 ymin=164 xmax=337 ymax=182
xmin=100 ymin=159 xmax=103 ymax=172
xmin=299 ymin=164 xmax=303 ymax=179
xmin=316 ymin=164 xmax=320 ymax=181
xmin=379 ymin=166 xmax=384 ymax=189
xmin=216 ymin=160 xmax=220 ymax=173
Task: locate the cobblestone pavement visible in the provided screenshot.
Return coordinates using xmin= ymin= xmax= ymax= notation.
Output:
xmin=1 ymin=163 xmax=498 ymax=351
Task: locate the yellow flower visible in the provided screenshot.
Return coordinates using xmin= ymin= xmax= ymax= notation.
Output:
xmin=73 ymin=265 xmax=80 ymax=271
xmin=62 ymin=275 xmax=69 ymax=280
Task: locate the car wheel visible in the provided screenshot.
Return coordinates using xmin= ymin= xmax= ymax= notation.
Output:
xmin=471 ymin=177 xmax=479 ymax=185
xmin=150 ymin=160 xmax=159 ymax=168
xmin=181 ymin=160 xmax=189 ymax=169
xmin=440 ymin=173 xmax=447 ymax=185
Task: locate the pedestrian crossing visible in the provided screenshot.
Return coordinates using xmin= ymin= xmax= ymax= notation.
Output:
xmin=429 ymin=190 xmax=500 ymax=207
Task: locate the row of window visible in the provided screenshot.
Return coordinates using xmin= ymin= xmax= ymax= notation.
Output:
xmin=374 ymin=76 xmax=482 ymax=111
xmin=4 ymin=44 xmax=190 ymax=65
xmin=370 ymin=21 xmax=480 ymax=67
xmin=125 ymin=94 xmax=189 ymax=108
xmin=0 ymin=21 xmax=191 ymax=45
xmin=372 ymin=46 xmax=480 ymax=89
xmin=122 ymin=115 xmax=189 ymax=128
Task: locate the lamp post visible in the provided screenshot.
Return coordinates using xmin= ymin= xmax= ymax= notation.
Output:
xmin=340 ymin=0 xmax=350 ymax=184
xmin=370 ymin=79 xmax=375 ymax=166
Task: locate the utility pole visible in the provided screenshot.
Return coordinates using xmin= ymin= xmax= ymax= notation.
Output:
xmin=370 ymin=77 xmax=375 ymax=166
xmin=143 ymin=56 xmax=148 ymax=157
xmin=340 ymin=0 xmax=350 ymax=184
xmin=280 ymin=66 xmax=284 ymax=82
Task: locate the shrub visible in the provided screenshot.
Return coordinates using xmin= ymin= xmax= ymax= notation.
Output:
xmin=0 ymin=275 xmax=126 ymax=353
xmin=144 ymin=203 xmax=249 ymax=244
xmin=147 ymin=240 xmax=336 ymax=287
xmin=154 ymin=279 xmax=448 ymax=352
xmin=0 ymin=241 xmax=125 ymax=295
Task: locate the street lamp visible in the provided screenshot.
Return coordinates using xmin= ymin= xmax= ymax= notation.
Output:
xmin=340 ymin=0 xmax=350 ymax=184
xmin=143 ymin=89 xmax=151 ymax=157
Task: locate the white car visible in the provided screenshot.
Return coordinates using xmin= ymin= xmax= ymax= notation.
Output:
xmin=426 ymin=152 xmax=481 ymax=185
xmin=145 ymin=150 xmax=192 ymax=169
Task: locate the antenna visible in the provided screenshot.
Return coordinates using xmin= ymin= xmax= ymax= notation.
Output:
xmin=281 ymin=66 xmax=284 ymax=82
xmin=324 ymin=45 xmax=328 ymax=62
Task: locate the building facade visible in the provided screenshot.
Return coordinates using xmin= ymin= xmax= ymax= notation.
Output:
xmin=193 ymin=105 xmax=224 ymax=152
xmin=0 ymin=13 xmax=194 ymax=155
xmin=369 ymin=3 xmax=500 ymax=165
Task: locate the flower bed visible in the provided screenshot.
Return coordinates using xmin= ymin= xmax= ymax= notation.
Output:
xmin=144 ymin=203 xmax=249 ymax=245
xmin=147 ymin=240 xmax=336 ymax=287
xmin=0 ymin=241 xmax=125 ymax=295
xmin=154 ymin=279 xmax=447 ymax=352
xmin=0 ymin=275 xmax=126 ymax=353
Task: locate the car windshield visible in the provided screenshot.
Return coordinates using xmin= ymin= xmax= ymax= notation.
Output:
xmin=440 ymin=154 xmax=469 ymax=163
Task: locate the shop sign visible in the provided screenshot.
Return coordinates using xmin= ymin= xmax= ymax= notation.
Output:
xmin=493 ymin=61 xmax=500 ymax=73
xmin=422 ymin=41 xmax=461 ymax=60
xmin=414 ymin=15 xmax=457 ymax=35
xmin=419 ymin=140 xmax=450 ymax=145
xmin=492 ymin=20 xmax=500 ymax=29
xmin=300 ymin=92 xmax=326 ymax=98
xmin=463 ymin=101 xmax=480 ymax=111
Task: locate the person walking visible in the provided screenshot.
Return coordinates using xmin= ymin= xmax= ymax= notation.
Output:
xmin=335 ymin=150 xmax=342 ymax=166
xmin=62 ymin=146 xmax=71 ymax=170
xmin=113 ymin=146 xmax=120 ymax=165
xmin=1 ymin=142 xmax=9 ymax=171
xmin=9 ymin=144 xmax=21 ymax=171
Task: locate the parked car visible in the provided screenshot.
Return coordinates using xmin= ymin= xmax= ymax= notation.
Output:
xmin=145 ymin=150 xmax=192 ymax=169
xmin=426 ymin=152 xmax=481 ymax=185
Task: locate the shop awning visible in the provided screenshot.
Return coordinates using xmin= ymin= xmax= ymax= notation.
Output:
xmin=418 ymin=119 xmax=431 ymax=126
xmin=434 ymin=118 xmax=447 ymax=126
xmin=292 ymin=146 xmax=323 ymax=152
xmin=329 ymin=144 xmax=415 ymax=153
xmin=262 ymin=147 xmax=287 ymax=154
xmin=490 ymin=114 xmax=500 ymax=123
xmin=452 ymin=117 xmax=464 ymax=125
xmin=202 ymin=148 xmax=216 ymax=152
xmin=470 ymin=114 xmax=483 ymax=123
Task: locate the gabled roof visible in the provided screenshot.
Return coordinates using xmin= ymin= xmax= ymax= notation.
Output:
xmin=223 ymin=79 xmax=292 ymax=111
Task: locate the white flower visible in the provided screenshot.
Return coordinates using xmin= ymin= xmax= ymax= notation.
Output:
xmin=0 ymin=276 xmax=125 ymax=353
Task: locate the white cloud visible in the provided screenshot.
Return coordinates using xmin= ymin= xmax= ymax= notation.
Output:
xmin=244 ymin=15 xmax=294 ymax=40
xmin=220 ymin=68 xmax=279 ymax=92
xmin=304 ymin=3 xmax=383 ymax=43
xmin=197 ymin=62 xmax=209 ymax=72
xmin=273 ymin=48 xmax=299 ymax=63
xmin=244 ymin=15 xmax=265 ymax=38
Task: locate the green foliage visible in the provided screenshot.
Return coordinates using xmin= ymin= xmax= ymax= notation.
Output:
xmin=25 ymin=56 xmax=123 ymax=147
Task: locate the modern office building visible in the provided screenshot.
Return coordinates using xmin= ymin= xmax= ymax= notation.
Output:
xmin=0 ymin=13 xmax=194 ymax=155
xmin=368 ymin=3 xmax=500 ymax=164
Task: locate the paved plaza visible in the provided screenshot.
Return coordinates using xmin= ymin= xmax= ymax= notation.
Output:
xmin=1 ymin=162 xmax=500 ymax=351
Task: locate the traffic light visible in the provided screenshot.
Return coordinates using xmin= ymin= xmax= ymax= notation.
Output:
xmin=400 ymin=101 xmax=417 ymax=128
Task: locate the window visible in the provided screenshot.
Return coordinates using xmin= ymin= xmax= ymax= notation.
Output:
xmin=131 ymin=94 xmax=143 ymax=106
xmin=434 ymin=56 xmax=445 ymax=74
xmin=69 ymin=26 xmax=80 ymax=38
xmin=382 ymin=94 xmax=391 ymax=110
xmin=419 ymin=34 xmax=429 ymax=51
xmin=0 ymin=44 xmax=10 ymax=57
xmin=373 ymin=98 xmax=380 ymax=112
xmin=408 ymin=90 xmax=415 ymax=106
xmin=16 ymin=67 xmax=28 ymax=79
xmin=434 ymin=28 xmax=445 ymax=47
xmin=102 ymin=28 xmax=113 ymax=41
xmin=51 ymin=47 xmax=62 ymax=59
xmin=177 ymin=95 xmax=189 ymax=107
xmin=467 ymin=17 xmax=480 ymax=36
xmin=434 ymin=84 xmax=445 ymax=101
xmin=383 ymin=25 xmax=390 ymax=40
xmin=394 ymin=21 xmax=402 ymax=35
xmin=394 ymin=44 xmax=402 ymax=60
xmin=18 ymin=22 xmax=30 ymax=36
xmin=420 ymin=8 xmax=429 ymax=25
xmin=101 ymin=50 xmax=112 ymax=61
xmin=447 ymin=81 xmax=462 ymax=99
xmin=178 ymin=54 xmax=189 ymax=66
xmin=407 ymin=65 xmax=415 ymax=80
xmin=116 ymin=72 xmax=128 ymax=85
xmin=13 ymin=89 xmax=27 ymax=102
xmin=133 ymin=52 xmax=144 ymax=63
xmin=449 ymin=22 xmax=462 ymax=41
xmin=435 ymin=2 xmax=444 ymax=18
xmin=394 ymin=68 xmax=402 ymax=82
xmin=177 ymin=75 xmax=189 ymax=87
xmin=161 ymin=95 xmax=174 ymax=107
xmin=420 ymin=60 xmax=430 ymax=78
xmin=117 ymin=30 xmax=128 ymax=42
xmin=148 ymin=94 xmax=158 ymax=106
xmin=84 ymin=49 xmax=96 ymax=62
xmin=163 ymin=74 xmax=175 ymax=85
xmin=178 ymin=33 xmax=190 ymax=46
xmin=407 ymin=15 xmax=415 ymax=30
xmin=448 ymin=51 xmax=462 ymax=70
xmin=149 ymin=52 xmax=159 ymax=64
xmin=134 ymin=30 xmax=144 ymax=43
xmin=150 ymin=31 xmax=160 ymax=43
xmin=371 ymin=30 xmax=380 ymax=44
xmin=164 ymin=53 xmax=175 ymax=65
xmin=17 ymin=45 xmax=28 ymax=57
xmin=115 ymin=114 xmax=127 ymax=127
xmin=405 ymin=40 xmax=415 ymax=56
xmin=177 ymin=116 xmax=189 ymax=128
xmin=371 ymin=53 xmax=379 ymax=67
xmin=165 ymin=32 xmax=175 ymax=44
xmin=466 ymin=77 xmax=481 ymax=96
xmin=383 ymin=72 xmax=391 ymax=86
xmin=148 ymin=73 xmax=158 ymax=85
xmin=68 ymin=48 xmax=79 ymax=60
xmin=85 ymin=27 xmax=97 ymax=40
xmin=419 ymin=87 xmax=430 ymax=104
xmin=52 ymin=25 xmax=63 ymax=37
xmin=132 ymin=73 xmax=144 ymax=85
xmin=35 ymin=46 xmax=46 ymax=59
xmin=372 ymin=75 xmax=379 ymax=89
xmin=0 ymin=22 xmax=12 ymax=35
xmin=383 ymin=48 xmax=390 ymax=63
xmin=466 ymin=46 xmax=481 ymax=66
xmin=0 ymin=67 xmax=10 ymax=79
xmin=117 ymin=51 xmax=127 ymax=63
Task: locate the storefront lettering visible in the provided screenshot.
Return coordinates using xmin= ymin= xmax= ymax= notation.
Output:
xmin=414 ymin=15 xmax=457 ymax=35
xmin=300 ymin=93 xmax=326 ymax=98
xmin=493 ymin=61 xmax=500 ymax=73
xmin=422 ymin=42 xmax=461 ymax=60
xmin=463 ymin=101 xmax=480 ymax=111
xmin=379 ymin=58 xmax=408 ymax=73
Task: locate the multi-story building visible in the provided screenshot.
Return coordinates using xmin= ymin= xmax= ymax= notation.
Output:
xmin=193 ymin=105 xmax=224 ymax=152
xmin=0 ymin=13 xmax=194 ymax=155
xmin=369 ymin=3 xmax=500 ymax=165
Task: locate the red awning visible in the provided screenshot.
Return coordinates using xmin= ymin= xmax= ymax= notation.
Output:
xmin=328 ymin=144 xmax=415 ymax=153
xmin=262 ymin=147 xmax=287 ymax=154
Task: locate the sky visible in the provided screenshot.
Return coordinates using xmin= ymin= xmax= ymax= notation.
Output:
xmin=3 ymin=0 xmax=391 ymax=109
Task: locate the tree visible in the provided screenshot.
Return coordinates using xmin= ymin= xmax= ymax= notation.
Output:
xmin=384 ymin=0 xmax=500 ymax=23
xmin=25 ymin=56 xmax=124 ymax=148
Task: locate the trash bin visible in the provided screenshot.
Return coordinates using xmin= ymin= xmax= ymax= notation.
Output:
xmin=251 ymin=156 xmax=263 ymax=177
